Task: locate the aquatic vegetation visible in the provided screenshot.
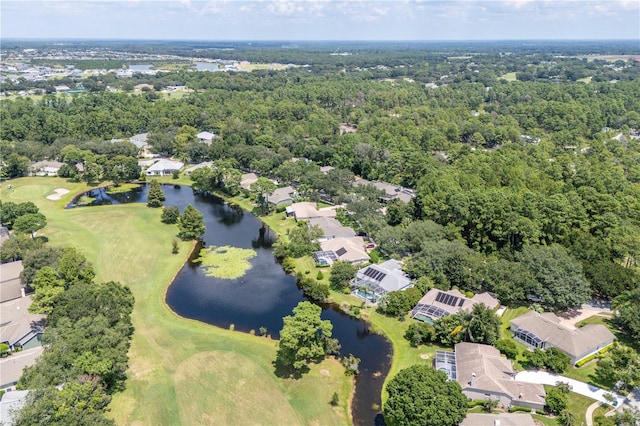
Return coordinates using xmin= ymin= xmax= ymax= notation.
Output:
xmin=195 ymin=245 xmax=257 ymax=279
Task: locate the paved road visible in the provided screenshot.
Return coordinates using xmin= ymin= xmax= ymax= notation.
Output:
xmin=515 ymin=370 xmax=626 ymax=407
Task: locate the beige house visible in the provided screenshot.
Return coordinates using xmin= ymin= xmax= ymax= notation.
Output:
xmin=510 ymin=311 xmax=615 ymax=365
xmin=437 ymin=343 xmax=546 ymax=411
xmin=286 ymin=202 xmax=337 ymax=221
xmin=315 ymin=237 xmax=370 ymax=266
xmin=0 ymin=261 xmax=24 ymax=303
xmin=460 ymin=413 xmax=536 ymax=426
xmin=411 ymin=289 xmax=500 ymax=324
xmin=308 ymin=217 xmax=355 ymax=241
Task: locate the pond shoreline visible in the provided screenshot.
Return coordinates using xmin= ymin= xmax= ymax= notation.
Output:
xmin=71 ymin=181 xmax=391 ymax=425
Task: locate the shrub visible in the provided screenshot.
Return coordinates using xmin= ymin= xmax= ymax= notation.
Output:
xmin=298 ymin=277 xmax=329 ymax=302
xmin=404 ymin=322 xmax=436 ymax=347
xmin=316 ymin=270 xmax=324 ymax=280
xmin=508 ymin=406 xmax=532 ymax=413
xmin=330 ymin=392 xmax=339 ymax=406
xmin=495 ymin=339 xmax=519 ymax=360
xmin=281 ymin=257 xmax=296 ymax=273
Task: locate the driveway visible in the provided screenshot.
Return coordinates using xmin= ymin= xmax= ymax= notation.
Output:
xmin=515 ymin=370 xmax=626 ymax=407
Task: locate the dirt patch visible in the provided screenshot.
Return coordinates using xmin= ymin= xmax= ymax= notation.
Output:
xmin=319 ymin=369 xmax=330 ymax=377
xmin=46 ymin=188 xmax=70 ymax=200
xmin=420 ymin=354 xmax=430 ymax=360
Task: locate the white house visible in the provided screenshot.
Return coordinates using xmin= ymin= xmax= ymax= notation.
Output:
xmin=145 ymin=160 xmax=184 ymax=176
xmin=197 ymin=131 xmax=215 ymax=145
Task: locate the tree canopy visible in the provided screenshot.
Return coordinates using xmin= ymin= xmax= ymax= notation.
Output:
xmin=275 ymin=301 xmax=334 ymax=374
xmin=384 ymin=365 xmax=467 ymax=426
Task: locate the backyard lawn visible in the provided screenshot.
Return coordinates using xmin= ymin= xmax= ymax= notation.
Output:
xmin=0 ymin=177 xmax=353 ymax=426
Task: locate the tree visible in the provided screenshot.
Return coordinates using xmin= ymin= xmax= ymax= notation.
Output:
xmin=29 ymin=266 xmax=65 ymax=314
xmin=517 ymin=245 xmax=591 ymax=311
xmin=545 ymin=387 xmax=568 ymax=415
xmin=545 ymin=348 xmax=570 ymax=374
xmin=404 ymin=322 xmax=436 ymax=347
xmin=596 ymin=346 xmax=640 ymax=392
xmin=384 ymin=365 xmax=467 ymax=426
xmin=13 ymin=213 xmax=47 ymax=239
xmin=612 ymin=287 xmax=640 ymax=341
xmin=298 ymin=276 xmax=329 ymax=302
xmin=275 ymin=301 xmax=334 ymax=373
xmin=466 ymin=304 xmax=501 ymax=345
xmin=557 ymin=409 xmax=577 ymax=426
xmin=177 ymin=205 xmax=205 ymax=240
xmin=4 ymin=153 xmax=31 ymax=178
xmin=287 ymin=223 xmax=323 ymax=258
xmin=146 ymin=180 xmax=165 ymax=208
xmin=105 ymin=155 xmax=140 ymax=185
xmin=250 ymin=177 xmax=277 ymax=214
xmin=161 ymin=206 xmax=180 ymax=224
xmin=378 ymin=287 xmax=423 ymax=318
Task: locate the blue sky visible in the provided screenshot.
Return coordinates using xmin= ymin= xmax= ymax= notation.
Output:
xmin=2 ymin=1 xmax=639 ymax=41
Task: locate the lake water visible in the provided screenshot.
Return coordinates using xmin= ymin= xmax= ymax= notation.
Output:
xmin=72 ymin=184 xmax=391 ymax=425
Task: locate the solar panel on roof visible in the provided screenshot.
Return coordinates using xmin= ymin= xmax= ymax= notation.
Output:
xmin=458 ymin=299 xmax=465 ymax=307
xmin=335 ymin=247 xmax=347 ymax=257
xmin=435 ymin=291 xmax=461 ymax=307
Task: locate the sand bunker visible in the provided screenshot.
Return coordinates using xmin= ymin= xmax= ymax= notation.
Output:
xmin=46 ymin=188 xmax=70 ymax=200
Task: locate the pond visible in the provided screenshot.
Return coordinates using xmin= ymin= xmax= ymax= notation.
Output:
xmin=72 ymin=184 xmax=391 ymax=425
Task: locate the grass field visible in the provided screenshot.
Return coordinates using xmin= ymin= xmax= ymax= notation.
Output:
xmin=0 ymin=177 xmax=352 ymax=426
xmin=500 ymin=72 xmax=518 ymax=82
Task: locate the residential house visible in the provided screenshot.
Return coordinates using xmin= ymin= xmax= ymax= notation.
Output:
xmin=129 ymin=133 xmax=153 ymax=158
xmin=0 ymin=389 xmax=31 ymax=423
xmin=510 ymin=311 xmax=615 ymax=365
xmin=286 ymin=202 xmax=337 ymax=221
xmin=411 ymin=289 xmax=499 ymax=324
xmin=436 ymin=343 xmax=546 ymax=411
xmin=353 ymin=259 xmax=412 ymax=303
xmin=196 ymin=131 xmax=215 ymax=146
xmin=30 ymin=160 xmax=64 ymax=177
xmin=353 ymin=178 xmax=415 ymax=204
xmin=0 ymin=348 xmax=43 ymax=390
xmin=184 ymin=161 xmax=213 ymax=176
xmin=314 ymin=237 xmax=370 ymax=266
xmin=145 ymin=159 xmax=184 ymax=176
xmin=0 ymin=261 xmax=24 ymax=303
xmin=460 ymin=413 xmax=536 ymax=426
xmin=308 ymin=217 xmax=355 ymax=241
xmin=240 ymin=173 xmax=259 ymax=191
xmin=0 ymin=296 xmax=45 ymax=351
xmin=133 ymin=83 xmax=154 ymax=91
xmin=0 ymin=226 xmax=10 ymax=246
xmin=268 ymin=186 xmax=296 ymax=207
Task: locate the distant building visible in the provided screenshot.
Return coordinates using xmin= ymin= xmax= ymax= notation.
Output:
xmin=196 ymin=131 xmax=215 ymax=145
xmin=510 ymin=311 xmax=615 ymax=365
xmin=286 ymin=202 xmax=337 ymax=221
xmin=30 ymin=160 xmax=64 ymax=177
xmin=353 ymin=259 xmax=412 ymax=303
xmin=267 ymin=186 xmax=295 ymax=207
xmin=353 ymin=178 xmax=415 ymax=204
xmin=184 ymin=161 xmax=213 ymax=176
xmin=307 ymin=217 xmax=355 ymax=241
xmin=145 ymin=159 xmax=184 ymax=176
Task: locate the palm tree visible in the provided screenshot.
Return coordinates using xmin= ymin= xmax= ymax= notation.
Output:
xmin=557 ymin=409 xmax=577 ymax=426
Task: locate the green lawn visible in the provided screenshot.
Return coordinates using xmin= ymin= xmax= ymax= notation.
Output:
xmin=1 ymin=177 xmax=353 ymax=426
xmin=500 ymin=72 xmax=518 ymax=82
